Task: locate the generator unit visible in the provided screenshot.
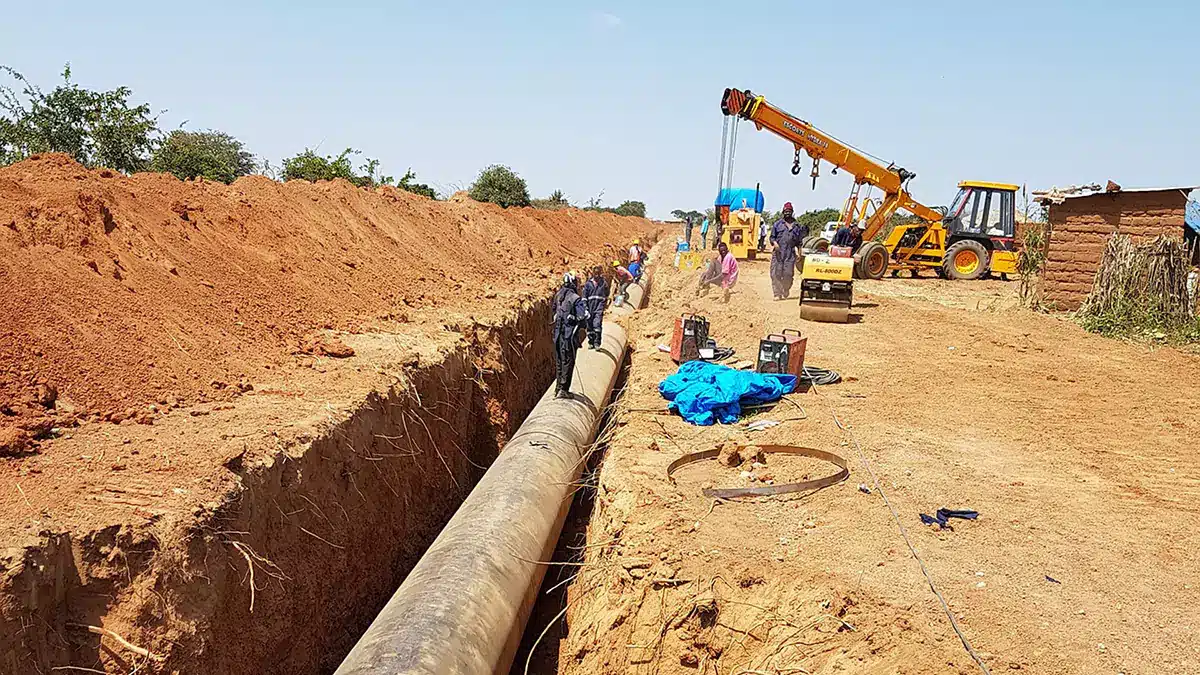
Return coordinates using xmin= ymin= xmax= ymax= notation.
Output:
xmin=756 ymin=329 xmax=807 ymax=377
xmin=670 ymin=314 xmax=710 ymax=364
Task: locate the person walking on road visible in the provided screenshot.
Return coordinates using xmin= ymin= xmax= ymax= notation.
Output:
xmin=552 ymin=272 xmax=588 ymax=399
xmin=582 ymin=265 xmax=609 ymax=350
xmin=770 ymin=203 xmax=806 ymax=300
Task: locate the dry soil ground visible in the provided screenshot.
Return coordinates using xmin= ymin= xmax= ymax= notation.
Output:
xmin=0 ymin=155 xmax=655 ymax=674
xmin=549 ymin=255 xmax=1200 ymax=675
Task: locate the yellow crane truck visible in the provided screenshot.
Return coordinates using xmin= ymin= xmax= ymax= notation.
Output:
xmin=718 ymin=88 xmax=1020 ymax=282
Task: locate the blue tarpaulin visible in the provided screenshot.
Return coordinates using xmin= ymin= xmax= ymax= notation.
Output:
xmin=659 ymin=361 xmax=796 ymax=426
xmin=1186 ymin=189 xmax=1200 ymax=234
xmin=715 ymin=187 xmax=765 ymax=213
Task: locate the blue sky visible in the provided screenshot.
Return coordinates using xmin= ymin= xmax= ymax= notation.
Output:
xmin=3 ymin=1 xmax=1196 ymax=218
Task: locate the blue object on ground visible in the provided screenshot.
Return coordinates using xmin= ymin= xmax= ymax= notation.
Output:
xmin=919 ymin=508 xmax=980 ymax=529
xmin=659 ymin=360 xmax=796 ymax=426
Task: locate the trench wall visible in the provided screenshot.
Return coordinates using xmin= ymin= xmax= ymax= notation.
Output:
xmin=1 ymin=299 xmax=556 ymax=675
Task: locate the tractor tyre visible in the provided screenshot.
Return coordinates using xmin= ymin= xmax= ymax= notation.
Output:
xmin=811 ymin=237 xmax=830 ymax=253
xmin=855 ymin=242 xmax=889 ymax=279
xmin=944 ymin=240 xmax=989 ymax=280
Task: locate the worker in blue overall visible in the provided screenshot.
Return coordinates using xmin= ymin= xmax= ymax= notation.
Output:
xmin=770 ymin=202 xmax=807 ymax=300
xmin=552 ymin=272 xmax=588 ymax=399
xmin=582 ymin=265 xmax=609 ymax=350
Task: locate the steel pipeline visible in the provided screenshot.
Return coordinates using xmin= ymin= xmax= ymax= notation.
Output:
xmin=334 ymin=275 xmax=649 ymax=675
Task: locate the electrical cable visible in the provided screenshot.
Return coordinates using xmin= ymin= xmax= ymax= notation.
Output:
xmin=805 ymin=379 xmax=994 ymax=675
xmin=705 ymin=347 xmax=735 ymax=362
xmin=726 ymin=119 xmax=740 ymax=191
xmin=716 ymin=116 xmax=730 ymax=198
xmin=800 ymin=365 xmax=841 ymax=386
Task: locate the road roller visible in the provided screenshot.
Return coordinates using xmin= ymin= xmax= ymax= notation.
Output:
xmin=797 ymin=253 xmax=854 ymax=323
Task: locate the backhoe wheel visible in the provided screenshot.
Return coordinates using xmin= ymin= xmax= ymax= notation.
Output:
xmin=855 ymin=242 xmax=888 ymax=279
xmin=944 ymin=240 xmax=989 ymax=280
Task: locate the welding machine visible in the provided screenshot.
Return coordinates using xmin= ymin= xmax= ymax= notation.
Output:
xmin=756 ymin=328 xmax=807 ymax=377
xmin=670 ymin=313 xmax=709 ymax=364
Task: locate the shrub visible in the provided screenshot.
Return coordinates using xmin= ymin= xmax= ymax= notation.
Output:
xmin=612 ymin=200 xmax=646 ymax=218
xmin=469 ymin=165 xmax=530 ymax=208
xmin=1017 ymin=221 xmax=1049 ymax=307
xmin=532 ymin=189 xmax=571 ymax=210
xmin=396 ymin=169 xmax=436 ymax=199
xmin=152 ymin=129 xmax=254 ymax=183
xmin=282 ymin=148 xmax=361 ymax=184
xmin=0 ymin=63 xmax=159 ymax=172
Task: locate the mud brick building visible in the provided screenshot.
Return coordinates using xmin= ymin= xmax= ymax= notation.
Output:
xmin=1039 ymin=186 xmax=1198 ymax=310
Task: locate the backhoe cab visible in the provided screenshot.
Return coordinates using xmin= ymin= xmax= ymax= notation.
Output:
xmin=883 ymin=181 xmax=1019 ymax=280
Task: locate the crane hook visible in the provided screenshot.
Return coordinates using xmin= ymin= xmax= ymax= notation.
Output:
xmin=810 ymin=157 xmax=820 ymax=190
xmin=791 ymin=149 xmax=802 ymax=176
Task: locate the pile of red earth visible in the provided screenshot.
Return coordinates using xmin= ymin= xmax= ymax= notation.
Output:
xmin=0 ymin=154 xmax=649 ymax=454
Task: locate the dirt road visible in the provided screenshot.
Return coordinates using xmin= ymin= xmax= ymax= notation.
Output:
xmin=554 ymin=256 xmax=1200 ymax=674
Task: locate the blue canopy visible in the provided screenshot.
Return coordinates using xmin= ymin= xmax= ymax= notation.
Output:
xmin=715 ymin=187 xmax=765 ymax=213
xmin=659 ymin=361 xmax=796 ymax=426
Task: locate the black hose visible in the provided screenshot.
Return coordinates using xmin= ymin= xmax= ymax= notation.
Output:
xmin=801 ymin=366 xmax=841 ymax=386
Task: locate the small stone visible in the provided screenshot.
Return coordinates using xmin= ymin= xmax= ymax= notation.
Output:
xmin=976 ymin=582 xmax=986 ymax=589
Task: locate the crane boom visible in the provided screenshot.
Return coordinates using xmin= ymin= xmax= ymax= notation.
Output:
xmin=720 ymin=88 xmax=943 ymax=241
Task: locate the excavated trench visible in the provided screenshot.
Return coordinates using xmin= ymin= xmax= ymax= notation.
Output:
xmin=3 ymin=296 xmax=561 ymax=675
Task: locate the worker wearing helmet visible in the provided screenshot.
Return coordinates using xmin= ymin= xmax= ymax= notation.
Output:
xmin=552 ymin=271 xmax=588 ymax=399
xmin=582 ymin=265 xmax=609 ymax=350
xmin=628 ymin=239 xmax=644 ymax=265
xmin=612 ymin=259 xmax=635 ymax=298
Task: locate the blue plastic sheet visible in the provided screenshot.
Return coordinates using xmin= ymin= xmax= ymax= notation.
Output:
xmin=1186 ymin=188 xmax=1200 ymax=234
xmin=659 ymin=361 xmax=797 ymax=426
xmin=714 ymin=187 xmax=765 ymax=213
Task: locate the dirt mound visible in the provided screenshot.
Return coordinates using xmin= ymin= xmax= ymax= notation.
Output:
xmin=0 ymin=154 xmax=648 ymax=438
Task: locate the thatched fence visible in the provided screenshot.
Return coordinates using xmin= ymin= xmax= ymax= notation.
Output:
xmin=1077 ymin=234 xmax=1198 ymax=338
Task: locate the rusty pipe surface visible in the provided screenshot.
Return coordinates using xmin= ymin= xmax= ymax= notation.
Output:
xmin=335 ymin=280 xmax=647 ymax=675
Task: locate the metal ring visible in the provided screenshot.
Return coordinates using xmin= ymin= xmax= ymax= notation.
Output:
xmin=666 ymin=444 xmax=849 ymax=499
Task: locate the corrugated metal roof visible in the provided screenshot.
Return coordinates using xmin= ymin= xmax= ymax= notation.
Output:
xmin=1034 ymin=184 xmax=1198 ymax=204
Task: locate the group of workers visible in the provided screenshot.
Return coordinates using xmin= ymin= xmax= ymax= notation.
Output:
xmin=551 ymin=239 xmax=647 ymax=399
xmin=686 ymin=201 xmax=868 ymax=302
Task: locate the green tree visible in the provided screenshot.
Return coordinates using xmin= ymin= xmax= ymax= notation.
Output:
xmin=469 ymin=164 xmax=530 ymax=208
xmin=0 ymin=64 xmax=159 ymax=172
xmin=795 ymin=207 xmax=840 ymax=232
xmin=671 ymin=209 xmax=703 ymax=223
xmin=152 ymin=129 xmax=254 ymax=183
xmin=613 ymin=200 xmax=646 ymax=218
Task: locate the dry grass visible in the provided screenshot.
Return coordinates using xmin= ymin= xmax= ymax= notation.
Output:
xmin=1077 ymin=234 xmax=1200 ymax=342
